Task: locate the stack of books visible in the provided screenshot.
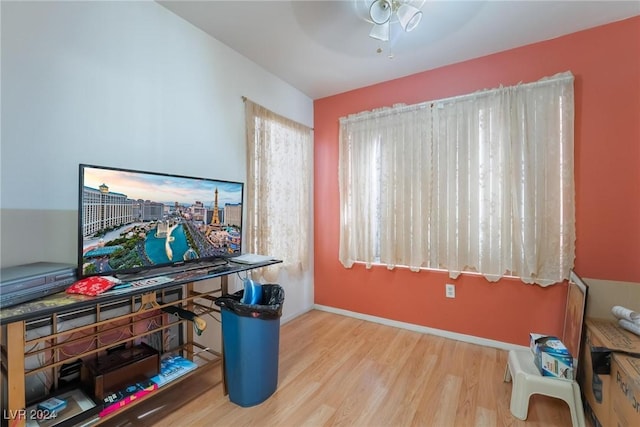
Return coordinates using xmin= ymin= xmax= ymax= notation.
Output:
xmin=150 ymin=355 xmax=198 ymax=387
xmin=99 ymin=355 xmax=197 ymax=418
xmin=99 ymin=380 xmax=158 ymax=417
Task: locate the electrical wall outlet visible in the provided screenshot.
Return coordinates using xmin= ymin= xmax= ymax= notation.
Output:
xmin=445 ymin=283 xmax=456 ymax=298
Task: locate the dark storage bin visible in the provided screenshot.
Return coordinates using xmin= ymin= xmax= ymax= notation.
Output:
xmin=215 ymin=284 xmax=284 ymax=407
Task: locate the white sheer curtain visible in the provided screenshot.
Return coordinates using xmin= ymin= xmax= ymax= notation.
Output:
xmin=245 ymin=99 xmax=313 ymax=282
xmin=339 ymin=72 xmax=575 ymax=285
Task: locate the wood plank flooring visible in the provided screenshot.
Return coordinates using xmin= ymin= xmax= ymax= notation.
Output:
xmin=108 ymin=309 xmax=577 ymax=426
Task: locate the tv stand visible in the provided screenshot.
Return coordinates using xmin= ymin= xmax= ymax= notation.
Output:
xmin=0 ymin=258 xmax=281 ymax=427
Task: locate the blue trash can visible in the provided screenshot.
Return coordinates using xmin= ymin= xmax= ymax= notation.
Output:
xmin=215 ymin=284 xmax=284 ymax=407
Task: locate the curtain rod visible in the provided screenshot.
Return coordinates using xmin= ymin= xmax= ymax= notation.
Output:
xmin=340 ymin=71 xmax=574 ymax=122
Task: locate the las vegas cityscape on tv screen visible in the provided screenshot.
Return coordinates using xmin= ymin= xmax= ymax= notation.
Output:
xmin=80 ymin=166 xmax=243 ymax=277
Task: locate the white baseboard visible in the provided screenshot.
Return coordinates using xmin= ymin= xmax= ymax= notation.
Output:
xmin=313 ymin=304 xmax=527 ymax=352
xmin=281 ymin=307 xmax=314 ymax=325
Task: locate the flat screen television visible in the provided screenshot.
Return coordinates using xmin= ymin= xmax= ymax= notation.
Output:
xmin=78 ymin=164 xmax=244 ymax=279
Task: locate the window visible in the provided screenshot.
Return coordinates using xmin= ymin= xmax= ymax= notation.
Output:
xmin=338 ymin=72 xmax=575 ymax=285
xmin=244 ymin=99 xmax=313 ymax=281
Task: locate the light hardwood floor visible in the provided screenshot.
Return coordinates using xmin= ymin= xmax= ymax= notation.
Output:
xmin=108 ymin=309 xmax=577 ymax=426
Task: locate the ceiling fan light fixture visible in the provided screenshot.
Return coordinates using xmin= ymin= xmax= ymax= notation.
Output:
xmin=397 ymin=3 xmax=423 ymax=32
xmin=369 ymin=0 xmax=392 ymax=25
xmin=369 ymin=22 xmax=390 ymax=41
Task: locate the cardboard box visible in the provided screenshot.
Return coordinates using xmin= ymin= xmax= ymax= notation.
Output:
xmin=579 ymin=319 xmax=640 ymax=427
xmin=533 ymin=336 xmax=574 ymax=379
xmin=610 ymin=355 xmax=640 ymax=427
xmin=530 ymin=333 xmax=546 ymax=354
xmin=581 ymin=324 xmax=611 ymax=427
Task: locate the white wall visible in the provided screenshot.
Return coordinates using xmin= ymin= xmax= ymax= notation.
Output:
xmin=0 ymin=1 xmax=314 ymax=317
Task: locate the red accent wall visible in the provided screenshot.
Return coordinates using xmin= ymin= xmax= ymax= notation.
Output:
xmin=313 ymin=17 xmax=640 ymax=345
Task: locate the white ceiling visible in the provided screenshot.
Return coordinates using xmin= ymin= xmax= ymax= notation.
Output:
xmin=158 ymin=0 xmax=640 ymax=99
